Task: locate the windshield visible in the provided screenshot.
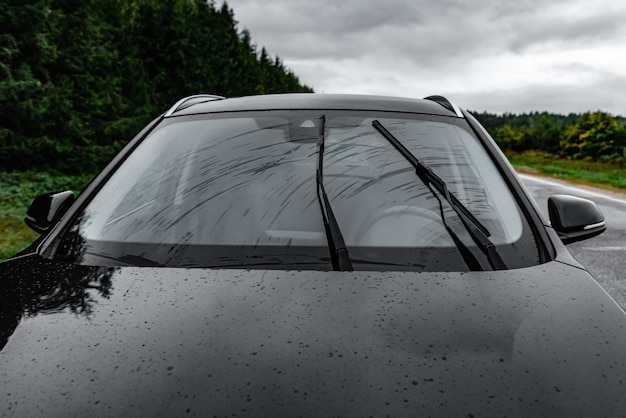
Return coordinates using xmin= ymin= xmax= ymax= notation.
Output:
xmin=54 ymin=111 xmax=541 ymax=270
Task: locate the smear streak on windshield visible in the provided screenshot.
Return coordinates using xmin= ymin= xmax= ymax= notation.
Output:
xmin=54 ymin=111 xmax=538 ymax=270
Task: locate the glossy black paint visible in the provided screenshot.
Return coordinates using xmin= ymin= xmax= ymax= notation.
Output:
xmin=548 ymin=194 xmax=607 ymax=244
xmin=1 ymin=253 xmax=625 ymax=417
xmin=168 ymin=93 xmax=460 ymax=117
xmin=24 ymin=190 xmax=75 ymax=234
xmin=2 ymin=94 xmax=624 ymax=417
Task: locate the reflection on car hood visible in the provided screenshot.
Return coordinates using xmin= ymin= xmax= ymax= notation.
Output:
xmin=1 ymin=255 xmax=625 ymax=417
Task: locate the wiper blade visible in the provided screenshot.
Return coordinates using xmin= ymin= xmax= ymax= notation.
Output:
xmin=317 ymin=115 xmax=353 ymax=271
xmin=372 ymin=120 xmax=506 ymax=270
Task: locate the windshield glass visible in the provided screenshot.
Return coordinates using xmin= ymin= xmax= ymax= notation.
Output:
xmin=54 ymin=111 xmax=541 ymax=270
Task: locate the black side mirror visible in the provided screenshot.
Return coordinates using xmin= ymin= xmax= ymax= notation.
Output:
xmin=25 ymin=191 xmax=75 ymax=234
xmin=548 ymin=194 xmax=606 ymax=245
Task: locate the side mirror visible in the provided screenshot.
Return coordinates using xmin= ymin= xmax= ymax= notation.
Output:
xmin=548 ymin=194 xmax=606 ymax=245
xmin=25 ymin=191 xmax=75 ymax=234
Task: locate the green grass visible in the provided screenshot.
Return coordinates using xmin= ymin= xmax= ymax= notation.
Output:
xmin=0 ymin=171 xmax=93 ymax=262
xmin=507 ymin=151 xmax=626 ymax=191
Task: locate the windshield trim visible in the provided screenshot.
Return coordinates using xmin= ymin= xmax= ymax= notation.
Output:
xmin=41 ymin=110 xmax=544 ymax=270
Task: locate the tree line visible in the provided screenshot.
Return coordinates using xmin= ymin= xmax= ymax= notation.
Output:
xmin=471 ymin=110 xmax=626 ymax=163
xmin=2 ymin=1 xmax=624 ymax=175
xmin=0 ymin=0 xmax=312 ymax=174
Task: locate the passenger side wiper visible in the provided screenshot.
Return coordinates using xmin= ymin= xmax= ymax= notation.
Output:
xmin=317 ymin=115 xmax=353 ymax=271
xmin=371 ymin=120 xmax=506 ymax=270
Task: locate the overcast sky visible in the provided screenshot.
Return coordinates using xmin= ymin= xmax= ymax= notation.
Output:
xmin=225 ymin=0 xmax=626 ymax=115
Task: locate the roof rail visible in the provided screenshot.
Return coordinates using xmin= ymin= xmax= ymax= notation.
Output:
xmin=164 ymin=94 xmax=225 ymax=117
xmin=423 ymin=95 xmax=463 ymax=118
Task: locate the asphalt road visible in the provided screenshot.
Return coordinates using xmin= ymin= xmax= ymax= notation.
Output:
xmin=520 ymin=173 xmax=626 ymax=308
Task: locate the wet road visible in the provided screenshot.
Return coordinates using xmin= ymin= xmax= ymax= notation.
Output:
xmin=521 ymin=173 xmax=626 ymax=308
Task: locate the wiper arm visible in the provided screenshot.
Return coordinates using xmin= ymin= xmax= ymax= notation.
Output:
xmin=317 ymin=115 xmax=353 ymax=271
xmin=372 ymin=120 xmax=506 ymax=270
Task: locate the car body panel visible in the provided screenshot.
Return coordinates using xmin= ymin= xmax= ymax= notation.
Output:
xmin=2 ymin=254 xmax=625 ymax=417
xmin=169 ymin=93 xmax=461 ymax=118
xmin=2 ymin=93 xmax=622 ymax=417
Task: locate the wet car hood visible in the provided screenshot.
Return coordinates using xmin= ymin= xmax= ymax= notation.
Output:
xmin=1 ymin=255 xmax=625 ymax=417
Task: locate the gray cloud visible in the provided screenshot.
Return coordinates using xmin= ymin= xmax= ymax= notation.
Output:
xmin=507 ymin=10 xmax=626 ymax=52
xmin=233 ymin=0 xmax=428 ymax=35
xmin=226 ymin=0 xmax=626 ymax=113
xmin=457 ymin=72 xmax=626 ymax=115
xmin=235 ymin=0 xmax=504 ymax=65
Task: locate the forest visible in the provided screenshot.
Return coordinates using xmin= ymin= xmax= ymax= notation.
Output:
xmin=2 ymin=0 xmax=626 ymax=177
xmin=1 ymin=0 xmax=312 ymax=174
xmin=471 ymin=110 xmax=626 ymax=163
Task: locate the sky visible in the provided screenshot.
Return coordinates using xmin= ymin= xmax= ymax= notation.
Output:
xmin=225 ymin=0 xmax=626 ymax=115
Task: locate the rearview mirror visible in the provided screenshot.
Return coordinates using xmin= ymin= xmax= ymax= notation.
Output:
xmin=548 ymin=194 xmax=606 ymax=244
xmin=25 ymin=191 xmax=75 ymax=234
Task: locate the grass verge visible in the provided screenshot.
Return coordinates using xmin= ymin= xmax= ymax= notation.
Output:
xmin=1 ymin=171 xmax=93 ymax=262
xmin=507 ymin=151 xmax=626 ymax=192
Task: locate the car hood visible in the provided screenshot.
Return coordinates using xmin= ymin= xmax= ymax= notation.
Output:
xmin=1 ymin=255 xmax=625 ymax=417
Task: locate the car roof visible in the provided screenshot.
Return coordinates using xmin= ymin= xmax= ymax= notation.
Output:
xmin=166 ymin=93 xmax=464 ymax=118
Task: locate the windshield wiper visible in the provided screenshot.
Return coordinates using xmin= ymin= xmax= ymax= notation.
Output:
xmin=317 ymin=115 xmax=353 ymax=271
xmin=371 ymin=120 xmax=506 ymax=270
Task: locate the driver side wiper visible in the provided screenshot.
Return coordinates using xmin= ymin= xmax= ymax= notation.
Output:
xmin=371 ymin=120 xmax=506 ymax=270
xmin=317 ymin=115 xmax=353 ymax=271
